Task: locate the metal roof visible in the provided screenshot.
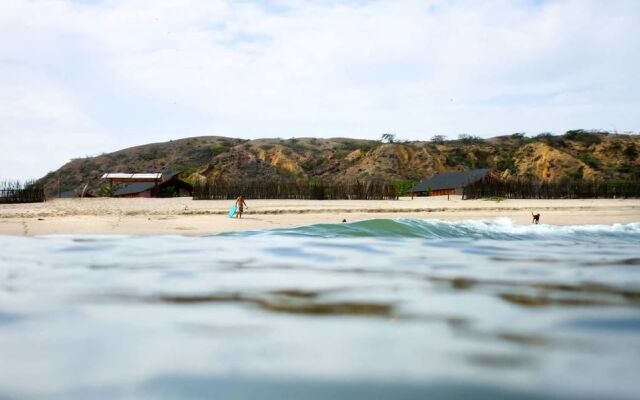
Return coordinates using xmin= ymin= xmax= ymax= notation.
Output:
xmin=101 ymin=173 xmax=162 ymax=180
xmin=161 ymin=172 xmax=179 ymax=181
xmin=112 ymin=173 xmax=185 ymax=196
xmin=114 ymin=182 xmax=157 ymax=196
xmin=411 ymin=169 xmax=491 ymax=192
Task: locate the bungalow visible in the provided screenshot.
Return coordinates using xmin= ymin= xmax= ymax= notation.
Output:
xmin=101 ymin=172 xmax=193 ymax=198
xmin=411 ymin=169 xmax=492 ymax=197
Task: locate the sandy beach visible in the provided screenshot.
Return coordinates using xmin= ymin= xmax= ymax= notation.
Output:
xmin=0 ymin=196 xmax=638 ymax=236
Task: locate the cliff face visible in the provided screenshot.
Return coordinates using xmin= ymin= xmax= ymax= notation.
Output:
xmin=38 ymin=131 xmax=640 ymax=196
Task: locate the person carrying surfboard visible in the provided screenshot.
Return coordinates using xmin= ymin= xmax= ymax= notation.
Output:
xmin=235 ymin=195 xmax=248 ymax=219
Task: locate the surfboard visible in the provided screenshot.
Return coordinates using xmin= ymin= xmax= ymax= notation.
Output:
xmin=228 ymin=204 xmax=237 ymax=218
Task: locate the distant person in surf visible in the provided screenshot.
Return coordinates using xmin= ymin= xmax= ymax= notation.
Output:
xmin=532 ymin=212 xmax=541 ymax=224
xmin=235 ymin=195 xmax=248 ymax=219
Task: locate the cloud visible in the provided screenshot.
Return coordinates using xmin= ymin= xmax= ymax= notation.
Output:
xmin=0 ymin=0 xmax=638 ymax=180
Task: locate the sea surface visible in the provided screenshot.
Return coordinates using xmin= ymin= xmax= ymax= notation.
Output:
xmin=1 ymin=218 xmax=640 ymax=399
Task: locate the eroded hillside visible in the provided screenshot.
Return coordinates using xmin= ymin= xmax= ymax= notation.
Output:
xmin=38 ymin=131 xmax=640 ymax=197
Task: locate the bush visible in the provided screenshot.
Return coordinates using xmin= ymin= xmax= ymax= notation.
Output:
xmin=339 ymin=140 xmax=359 ymax=151
xmin=578 ymin=152 xmax=601 ymax=170
xmin=564 ymin=130 xmax=603 ymax=146
xmin=140 ymin=147 xmax=162 ymax=161
xmin=173 ymin=164 xmax=199 ymax=175
xmin=609 ymin=141 xmax=623 ymax=151
xmin=394 ymin=179 xmax=419 ymax=196
xmin=535 ymin=133 xmax=568 ymax=148
xmin=334 ymin=148 xmax=349 ymax=159
xmin=98 ymin=186 xmax=115 ymax=197
xmin=287 ymin=138 xmax=306 ymax=153
xmin=445 ymin=148 xmax=475 ymax=168
xmin=210 ymin=143 xmax=226 ymax=156
xmin=496 ymin=156 xmax=517 ymax=174
xmin=615 ymin=162 xmax=632 ymax=174
xmin=565 ymin=167 xmax=584 ymax=180
xmin=535 ymin=132 xmax=553 ymax=140
xmin=458 ymin=134 xmax=483 ymax=144
xmin=431 ymin=135 xmax=446 ymax=144
xmin=381 ymin=133 xmax=396 ymax=143
xmin=358 ymin=141 xmax=381 ymax=154
xmin=623 ymin=144 xmax=638 ymax=159
xmin=299 ymin=159 xmax=315 ymax=171
xmin=473 ymin=149 xmax=491 ymax=168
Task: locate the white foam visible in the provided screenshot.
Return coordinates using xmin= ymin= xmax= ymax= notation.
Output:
xmin=407 ymin=218 xmax=640 ymax=239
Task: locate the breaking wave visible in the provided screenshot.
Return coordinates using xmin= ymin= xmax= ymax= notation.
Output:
xmin=230 ymin=218 xmax=640 ymax=240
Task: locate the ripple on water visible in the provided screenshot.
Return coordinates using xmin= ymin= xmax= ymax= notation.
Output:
xmin=566 ymin=316 xmax=640 ymax=333
xmin=1 ymin=220 xmax=640 ymax=400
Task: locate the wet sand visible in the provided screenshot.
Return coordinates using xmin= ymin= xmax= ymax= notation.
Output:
xmin=1 ymin=197 xmax=639 ymax=235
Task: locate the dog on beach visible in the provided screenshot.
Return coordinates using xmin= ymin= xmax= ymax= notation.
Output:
xmin=531 ymin=212 xmax=541 ymax=224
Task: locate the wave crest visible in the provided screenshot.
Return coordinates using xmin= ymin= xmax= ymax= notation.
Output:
xmin=248 ymin=218 xmax=640 ymax=240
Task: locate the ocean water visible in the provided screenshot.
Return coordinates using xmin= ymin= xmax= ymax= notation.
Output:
xmin=1 ymin=218 xmax=640 ymax=400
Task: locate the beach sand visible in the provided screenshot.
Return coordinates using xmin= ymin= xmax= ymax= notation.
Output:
xmin=1 ymin=196 xmax=639 ymax=236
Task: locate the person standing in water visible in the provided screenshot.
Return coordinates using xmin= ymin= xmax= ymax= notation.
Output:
xmin=235 ymin=195 xmax=248 ymax=219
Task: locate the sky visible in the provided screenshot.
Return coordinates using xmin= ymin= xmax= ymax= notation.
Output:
xmin=0 ymin=0 xmax=638 ymax=181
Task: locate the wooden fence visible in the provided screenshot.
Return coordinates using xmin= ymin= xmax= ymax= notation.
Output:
xmin=0 ymin=181 xmax=46 ymax=204
xmin=193 ymin=178 xmax=398 ymax=200
xmin=462 ymin=178 xmax=640 ymax=199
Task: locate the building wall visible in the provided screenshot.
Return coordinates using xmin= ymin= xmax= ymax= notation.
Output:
xmin=411 ymin=188 xmax=455 ymax=197
xmin=431 ymin=188 xmax=455 ymax=196
xmin=122 ymin=190 xmax=152 ymax=198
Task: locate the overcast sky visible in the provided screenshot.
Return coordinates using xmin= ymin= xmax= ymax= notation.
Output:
xmin=1 ymin=0 xmax=638 ymax=181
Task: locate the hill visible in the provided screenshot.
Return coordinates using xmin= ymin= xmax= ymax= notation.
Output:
xmin=37 ymin=130 xmax=640 ymax=197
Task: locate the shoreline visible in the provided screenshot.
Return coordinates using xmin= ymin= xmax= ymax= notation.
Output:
xmin=1 ymin=197 xmax=639 ymax=236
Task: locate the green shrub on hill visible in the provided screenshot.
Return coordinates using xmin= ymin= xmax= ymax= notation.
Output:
xmin=564 ymin=129 xmax=603 ymax=146
xmin=357 ymin=141 xmax=381 ymax=154
xmin=535 ymin=133 xmax=568 ymax=148
xmin=140 ymin=147 xmax=162 ymax=161
xmin=98 ymin=186 xmax=115 ymax=197
xmin=578 ymin=152 xmax=601 ymax=170
xmin=394 ymin=179 xmax=419 ymax=196
xmin=496 ymin=155 xmax=517 ymax=174
xmin=334 ymin=148 xmax=349 ymax=159
xmin=458 ymin=134 xmax=483 ymax=144
xmin=210 ymin=143 xmax=226 ymax=156
xmin=431 ymin=135 xmax=446 ymax=144
xmin=623 ymin=144 xmax=638 ymax=159
xmin=565 ymin=166 xmax=584 ymax=180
